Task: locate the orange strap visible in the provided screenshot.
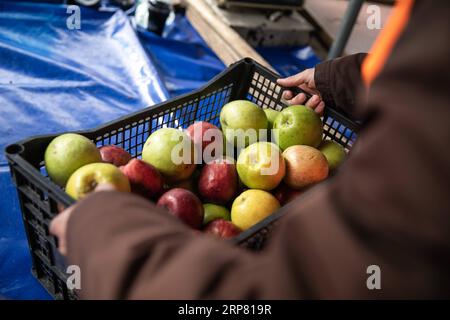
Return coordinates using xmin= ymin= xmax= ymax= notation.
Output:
xmin=362 ymin=0 xmax=415 ymax=87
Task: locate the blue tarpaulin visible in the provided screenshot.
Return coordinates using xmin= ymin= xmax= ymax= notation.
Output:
xmin=138 ymin=13 xmax=320 ymax=97
xmin=0 ymin=1 xmax=169 ymax=300
xmin=0 ymin=1 xmax=320 ymax=299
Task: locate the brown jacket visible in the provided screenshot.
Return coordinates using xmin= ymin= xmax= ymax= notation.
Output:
xmin=67 ymin=0 xmax=450 ymax=299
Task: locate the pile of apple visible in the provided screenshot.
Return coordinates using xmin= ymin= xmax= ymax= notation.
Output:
xmin=44 ymin=100 xmax=346 ymax=240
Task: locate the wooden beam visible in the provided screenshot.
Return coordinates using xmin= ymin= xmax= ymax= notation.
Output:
xmin=184 ymin=0 xmax=275 ymax=71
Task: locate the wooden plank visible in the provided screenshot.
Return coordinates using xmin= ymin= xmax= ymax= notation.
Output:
xmin=184 ymin=0 xmax=275 ymax=71
xmin=186 ymin=8 xmax=240 ymax=65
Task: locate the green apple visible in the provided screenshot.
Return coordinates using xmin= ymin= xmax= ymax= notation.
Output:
xmin=273 ymin=105 xmax=323 ymax=150
xmin=264 ymin=108 xmax=280 ymax=130
xmin=65 ymin=163 xmax=130 ymax=200
xmin=319 ymin=140 xmax=346 ymax=170
xmin=220 ymin=100 xmax=268 ymax=148
xmin=203 ymin=203 xmax=231 ymax=225
xmin=237 ymin=142 xmax=285 ymax=191
xmin=142 ymin=128 xmax=196 ymax=182
xmin=45 ymin=133 xmax=102 ymax=186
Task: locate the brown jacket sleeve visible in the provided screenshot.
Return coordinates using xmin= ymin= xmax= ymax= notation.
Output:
xmin=67 ymin=0 xmax=450 ymax=299
xmin=315 ymin=53 xmax=367 ymax=119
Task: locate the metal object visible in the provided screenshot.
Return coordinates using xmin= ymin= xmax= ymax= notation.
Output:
xmin=327 ymin=0 xmax=364 ymax=59
xmin=147 ymin=0 xmax=172 ymax=35
xmin=135 ymin=0 xmax=172 ymax=35
xmin=208 ymin=0 xmax=313 ymax=47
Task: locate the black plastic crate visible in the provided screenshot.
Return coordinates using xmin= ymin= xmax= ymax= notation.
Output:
xmin=5 ymin=58 xmax=359 ymax=299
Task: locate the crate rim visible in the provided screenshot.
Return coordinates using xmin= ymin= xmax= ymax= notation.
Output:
xmin=5 ymin=57 xmax=359 ymax=157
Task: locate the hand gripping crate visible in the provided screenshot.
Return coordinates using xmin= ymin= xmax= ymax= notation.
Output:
xmin=5 ymin=58 xmax=360 ymax=299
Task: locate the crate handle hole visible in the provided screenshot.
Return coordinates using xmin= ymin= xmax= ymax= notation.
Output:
xmin=6 ymin=144 xmax=24 ymax=155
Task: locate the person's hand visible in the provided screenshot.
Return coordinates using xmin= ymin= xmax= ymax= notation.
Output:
xmin=277 ymin=68 xmax=325 ymax=115
xmin=49 ymin=183 xmax=117 ymax=255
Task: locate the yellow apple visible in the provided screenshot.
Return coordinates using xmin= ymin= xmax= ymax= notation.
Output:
xmin=231 ymin=189 xmax=280 ymax=231
xmin=66 ymin=163 xmax=130 ymax=200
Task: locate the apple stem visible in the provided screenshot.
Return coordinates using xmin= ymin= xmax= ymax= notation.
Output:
xmin=88 ymin=180 xmax=98 ymax=193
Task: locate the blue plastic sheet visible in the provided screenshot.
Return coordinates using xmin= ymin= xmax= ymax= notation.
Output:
xmin=137 ymin=15 xmax=225 ymax=97
xmin=0 ymin=2 xmax=321 ymax=300
xmin=0 ymin=2 xmax=169 ymax=167
xmin=0 ymin=1 xmax=169 ymax=300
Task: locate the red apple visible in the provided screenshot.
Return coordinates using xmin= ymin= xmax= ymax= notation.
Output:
xmin=272 ymin=183 xmax=302 ymax=206
xmin=99 ymin=145 xmax=131 ymax=167
xmin=169 ymin=178 xmax=197 ymax=193
xmin=157 ymin=188 xmax=204 ymax=229
xmin=198 ymin=157 xmax=238 ymax=205
xmin=120 ymin=159 xmax=164 ymax=200
xmin=185 ymin=121 xmax=221 ymax=158
xmin=166 ymin=168 xmax=201 ymax=194
xmin=204 ymin=219 xmax=241 ymax=239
